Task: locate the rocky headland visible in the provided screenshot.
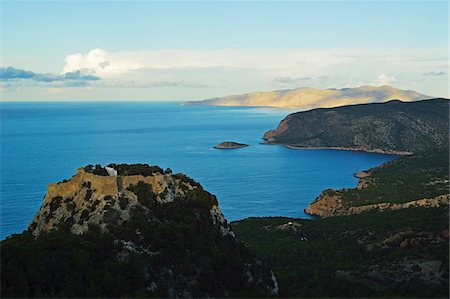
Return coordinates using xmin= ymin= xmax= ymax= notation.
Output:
xmin=2 ymin=164 xmax=278 ymax=298
xmin=263 ymin=98 xmax=449 ymax=154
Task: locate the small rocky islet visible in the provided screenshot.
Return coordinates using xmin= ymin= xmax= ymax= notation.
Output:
xmin=213 ymin=141 xmax=249 ymax=149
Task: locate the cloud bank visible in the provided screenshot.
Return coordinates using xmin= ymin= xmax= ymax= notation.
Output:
xmin=1 ymin=47 xmax=448 ymax=100
xmin=0 ymin=66 xmax=100 ymax=86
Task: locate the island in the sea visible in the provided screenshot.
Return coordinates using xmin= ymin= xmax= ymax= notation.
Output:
xmin=213 ymin=141 xmax=249 ymax=149
xmin=184 ymin=85 xmax=429 ymax=109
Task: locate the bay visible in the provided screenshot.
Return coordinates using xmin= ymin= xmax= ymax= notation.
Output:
xmin=0 ymin=101 xmax=394 ymax=239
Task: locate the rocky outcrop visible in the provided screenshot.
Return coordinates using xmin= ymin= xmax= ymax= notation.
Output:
xmin=26 ymin=165 xmax=278 ymax=297
xmin=30 ymin=167 xmax=206 ymax=236
xmin=184 ymin=85 xmax=429 ymax=109
xmin=304 ymin=190 xmax=348 ymax=217
xmin=305 ymin=193 xmax=450 ymax=217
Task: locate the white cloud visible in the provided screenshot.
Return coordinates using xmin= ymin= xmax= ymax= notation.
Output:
xmin=60 ymin=48 xmax=348 ymax=77
xmin=374 ymin=74 xmax=397 ymax=86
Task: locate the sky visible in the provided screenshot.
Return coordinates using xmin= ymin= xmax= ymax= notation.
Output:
xmin=0 ymin=0 xmax=448 ymax=101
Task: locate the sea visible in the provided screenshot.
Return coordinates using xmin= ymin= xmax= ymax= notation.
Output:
xmin=0 ymin=101 xmax=395 ymax=239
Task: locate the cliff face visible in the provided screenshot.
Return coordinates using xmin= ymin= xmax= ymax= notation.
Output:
xmin=184 ymin=85 xmax=429 ymax=109
xmin=14 ymin=165 xmax=279 ymax=298
xmin=264 ymin=98 xmax=449 ymax=153
xmin=306 ymin=193 xmax=450 ymax=217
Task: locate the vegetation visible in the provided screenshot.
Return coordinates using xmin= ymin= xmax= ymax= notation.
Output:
xmin=1 ymin=228 xmax=150 ymax=298
xmin=84 ymin=164 xmax=108 ymax=176
xmin=127 ymin=181 xmax=158 ymax=207
xmin=338 ymin=148 xmax=449 ymax=206
xmin=107 ymin=163 xmax=163 ymax=176
xmin=232 ymin=207 xmax=449 ymax=298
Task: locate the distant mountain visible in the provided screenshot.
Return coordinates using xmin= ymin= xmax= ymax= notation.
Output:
xmin=264 ymin=98 xmax=449 ymax=154
xmin=1 ymin=164 xmax=278 ymax=298
xmin=183 ymin=85 xmax=430 ymax=109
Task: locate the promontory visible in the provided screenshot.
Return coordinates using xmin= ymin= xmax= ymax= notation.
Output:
xmin=1 ymin=164 xmax=278 ymax=298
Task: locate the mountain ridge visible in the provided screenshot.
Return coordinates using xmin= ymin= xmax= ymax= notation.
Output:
xmin=183 ymin=85 xmax=431 ymax=109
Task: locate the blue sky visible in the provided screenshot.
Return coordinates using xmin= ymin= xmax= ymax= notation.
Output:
xmin=0 ymin=0 xmax=448 ymax=100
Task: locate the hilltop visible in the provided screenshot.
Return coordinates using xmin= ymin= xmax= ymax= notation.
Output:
xmin=183 ymin=85 xmax=429 ymax=109
xmin=1 ymin=164 xmax=278 ymax=298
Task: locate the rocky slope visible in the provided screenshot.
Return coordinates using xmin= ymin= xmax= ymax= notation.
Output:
xmin=264 ymin=98 xmax=449 ymax=153
xmin=2 ymin=164 xmax=278 ymax=298
xmin=184 ymin=85 xmax=429 ymax=109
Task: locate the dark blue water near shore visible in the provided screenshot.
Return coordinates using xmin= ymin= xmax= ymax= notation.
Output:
xmin=0 ymin=102 xmax=395 ymax=239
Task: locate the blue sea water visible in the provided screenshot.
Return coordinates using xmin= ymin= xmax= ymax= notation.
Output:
xmin=0 ymin=101 xmax=395 ymax=239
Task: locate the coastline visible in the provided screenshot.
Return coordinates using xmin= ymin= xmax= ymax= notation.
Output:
xmin=284 ymin=145 xmax=412 ymax=156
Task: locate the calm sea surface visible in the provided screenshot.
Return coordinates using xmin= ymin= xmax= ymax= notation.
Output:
xmin=0 ymin=102 xmax=395 ymax=239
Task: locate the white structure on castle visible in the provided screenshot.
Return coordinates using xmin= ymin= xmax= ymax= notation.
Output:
xmin=105 ymin=166 xmax=117 ymax=177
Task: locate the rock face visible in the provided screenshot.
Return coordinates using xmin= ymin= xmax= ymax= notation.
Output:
xmin=26 ymin=164 xmax=278 ymax=297
xmin=184 ymin=85 xmax=429 ymax=109
xmin=263 ymin=98 xmax=449 ymax=153
xmin=213 ymin=141 xmax=249 ymax=149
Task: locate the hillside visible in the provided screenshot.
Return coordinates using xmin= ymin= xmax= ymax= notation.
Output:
xmin=183 ymin=85 xmax=429 ymax=109
xmin=232 ymin=207 xmax=449 ymax=298
xmin=264 ymin=98 xmax=449 ymax=154
xmin=1 ymin=164 xmax=278 ymax=298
